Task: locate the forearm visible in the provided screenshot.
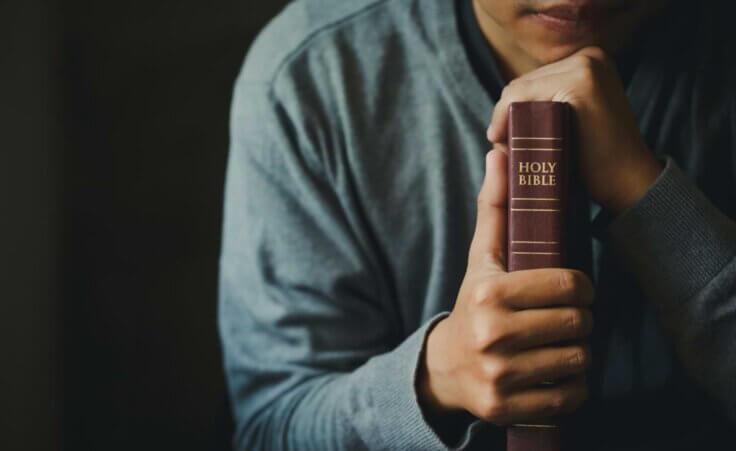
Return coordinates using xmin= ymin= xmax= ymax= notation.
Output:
xmin=598 ymin=156 xmax=736 ymax=419
xmin=227 ymin=313 xmax=486 ymax=451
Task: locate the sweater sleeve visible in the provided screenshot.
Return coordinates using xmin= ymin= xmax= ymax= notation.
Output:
xmin=218 ymin=77 xmax=488 ymax=450
xmin=593 ymin=155 xmax=736 ymax=422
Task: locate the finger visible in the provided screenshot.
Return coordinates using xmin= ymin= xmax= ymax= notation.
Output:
xmin=468 ymin=147 xmax=508 ymax=270
xmin=509 ymin=57 xmax=578 ymax=84
xmin=519 ymin=46 xmax=612 ymax=83
xmin=486 ymin=79 xmax=558 ymax=143
xmin=486 ymin=46 xmax=613 ymax=143
xmin=511 ymin=67 xmax=572 ymax=85
xmin=499 ymin=307 xmax=593 ymax=350
xmin=496 ymin=374 xmax=588 ymax=424
xmin=493 ymin=268 xmax=595 ymax=309
xmin=514 ymin=46 xmax=610 ymax=83
xmin=496 ymin=343 xmax=592 ymax=391
xmin=574 ymin=46 xmax=613 ymax=66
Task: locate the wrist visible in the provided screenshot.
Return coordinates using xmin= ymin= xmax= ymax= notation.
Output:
xmin=600 ymin=152 xmax=663 ymax=215
xmin=420 ymin=320 xmax=484 ymax=446
xmin=418 ymin=317 xmax=458 ymax=414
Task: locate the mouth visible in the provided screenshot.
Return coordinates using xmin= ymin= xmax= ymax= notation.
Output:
xmin=526 ymin=3 xmax=602 ymax=37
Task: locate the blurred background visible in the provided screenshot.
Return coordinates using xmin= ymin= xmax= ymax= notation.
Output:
xmin=1 ymin=1 xmax=288 ymax=449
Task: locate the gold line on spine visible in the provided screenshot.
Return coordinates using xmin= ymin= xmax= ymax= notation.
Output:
xmin=511 ymin=197 xmax=560 ymax=201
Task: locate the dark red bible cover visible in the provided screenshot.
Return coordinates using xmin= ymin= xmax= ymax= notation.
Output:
xmin=506 ymin=101 xmax=571 ymax=451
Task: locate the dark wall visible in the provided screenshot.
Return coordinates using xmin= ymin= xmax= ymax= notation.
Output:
xmin=1 ymin=2 xmax=64 ymax=451
xmin=2 ymin=1 xmax=288 ymax=450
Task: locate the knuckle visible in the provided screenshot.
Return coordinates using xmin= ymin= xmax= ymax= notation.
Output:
xmin=484 ymin=358 xmax=514 ymax=388
xmin=537 ymin=393 xmax=564 ymax=419
xmin=566 ymin=309 xmax=584 ymax=334
xmin=560 ymin=270 xmax=590 ymax=301
xmin=567 ymin=345 xmax=589 ymax=369
xmin=472 ymin=282 xmax=491 ymax=305
xmin=470 ymin=315 xmax=505 ymax=350
xmin=470 ymin=322 xmax=492 ymax=351
xmin=582 ymin=345 xmax=592 ymax=367
xmin=500 ymin=83 xmax=521 ymax=100
xmin=474 ymin=323 xmax=506 ymax=351
xmin=580 ymin=67 xmax=596 ymax=87
xmin=548 ymin=392 xmax=566 ymax=412
xmin=479 ymin=392 xmax=507 ymax=423
xmin=488 ymin=328 xmax=508 ymax=349
xmin=573 ymin=54 xmax=593 ymax=69
xmin=574 ymin=309 xmax=593 ymax=336
xmin=557 ymin=270 xmax=576 ymax=293
xmin=481 ymin=359 xmax=499 ymax=381
xmin=507 ymin=78 xmax=527 ymax=91
xmin=581 ymin=54 xmax=598 ymax=69
xmin=574 ymin=58 xmax=597 ymax=84
xmin=472 ymin=281 xmax=503 ymax=305
xmin=585 ymin=46 xmax=609 ymax=63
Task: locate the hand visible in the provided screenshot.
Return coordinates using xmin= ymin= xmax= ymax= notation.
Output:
xmin=487 ymin=46 xmax=663 ymax=214
xmin=418 ymin=149 xmax=595 ymax=425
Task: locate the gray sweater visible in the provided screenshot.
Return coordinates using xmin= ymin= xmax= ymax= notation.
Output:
xmin=219 ymin=0 xmax=736 ymax=449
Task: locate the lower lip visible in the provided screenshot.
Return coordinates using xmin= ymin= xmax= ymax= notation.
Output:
xmin=529 ymin=12 xmax=595 ymax=36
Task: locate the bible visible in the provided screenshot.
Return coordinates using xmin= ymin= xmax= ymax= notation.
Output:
xmin=505 ymin=101 xmax=571 ymax=451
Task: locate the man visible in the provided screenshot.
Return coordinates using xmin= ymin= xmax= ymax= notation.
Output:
xmin=219 ymin=0 xmax=736 ymax=449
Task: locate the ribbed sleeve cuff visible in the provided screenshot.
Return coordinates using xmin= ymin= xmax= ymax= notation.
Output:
xmin=594 ymin=155 xmax=736 ymax=304
xmin=357 ymin=311 xmax=487 ymax=450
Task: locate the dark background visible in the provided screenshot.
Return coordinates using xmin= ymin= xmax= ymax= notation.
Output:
xmin=1 ymin=1 xmax=288 ymax=449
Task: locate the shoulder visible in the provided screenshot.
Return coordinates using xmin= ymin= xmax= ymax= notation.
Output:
xmin=238 ymin=0 xmax=411 ymax=88
xmin=230 ymin=0 xmax=435 ymax=162
xmin=230 ymin=0 xmax=428 ymax=171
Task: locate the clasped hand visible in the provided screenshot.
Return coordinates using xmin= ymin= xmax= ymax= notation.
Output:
xmin=419 ymin=47 xmax=662 ymax=425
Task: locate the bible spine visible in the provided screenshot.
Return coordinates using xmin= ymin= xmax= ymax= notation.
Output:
xmin=506 ymin=101 xmax=570 ymax=451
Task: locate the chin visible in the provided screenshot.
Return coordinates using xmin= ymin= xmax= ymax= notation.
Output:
xmin=509 ymin=1 xmax=659 ymax=64
xmin=527 ymin=39 xmax=604 ymax=64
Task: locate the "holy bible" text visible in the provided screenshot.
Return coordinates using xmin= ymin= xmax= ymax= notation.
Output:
xmin=517 ymin=160 xmax=557 ymax=186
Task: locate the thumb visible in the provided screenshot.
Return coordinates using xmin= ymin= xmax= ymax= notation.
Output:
xmin=468 ymin=145 xmax=508 ymax=271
